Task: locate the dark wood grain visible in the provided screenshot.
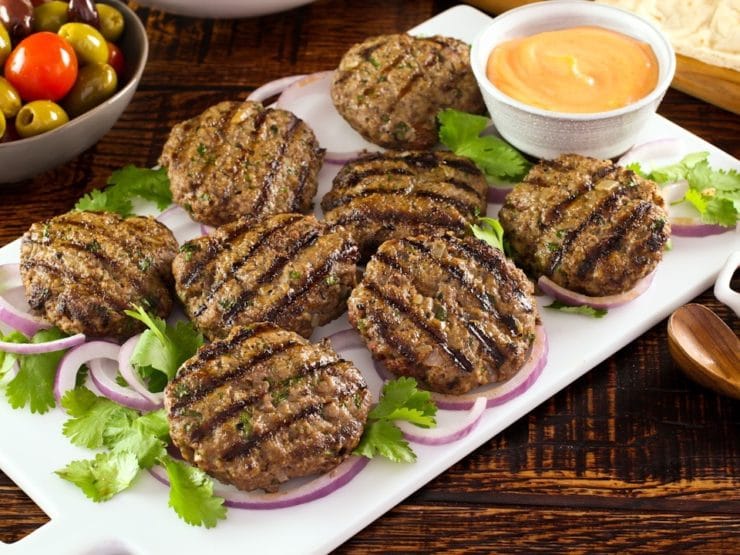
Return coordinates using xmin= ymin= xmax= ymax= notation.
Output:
xmin=1 ymin=0 xmax=739 ymax=551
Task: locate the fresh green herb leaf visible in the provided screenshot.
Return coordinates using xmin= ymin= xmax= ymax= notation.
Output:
xmin=105 ymin=410 xmax=169 ymax=469
xmin=545 ymin=300 xmax=607 ymax=318
xmin=125 ymin=305 xmax=203 ymax=386
xmin=4 ymin=328 xmax=68 ymax=414
xmin=438 ymin=109 xmax=530 ymax=181
xmin=75 ymin=166 xmax=172 ymax=217
xmin=56 ymin=451 xmax=139 ymax=502
xmin=162 ymin=456 xmax=226 ymax=528
xmin=355 ymin=377 xmax=437 ymax=462
xmin=61 ymin=387 xmax=137 ymax=449
xmin=470 ymin=216 xmax=505 ymax=251
xmin=354 ymin=420 xmax=416 ymax=463
xmin=639 ymin=152 xmax=739 ymax=227
xmin=0 ymin=331 xmax=25 ymax=384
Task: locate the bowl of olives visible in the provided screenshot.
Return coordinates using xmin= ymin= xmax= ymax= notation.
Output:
xmin=0 ymin=0 xmax=147 ymax=183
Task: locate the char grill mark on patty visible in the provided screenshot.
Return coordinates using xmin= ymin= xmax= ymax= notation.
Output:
xmin=179 ymin=215 xmax=298 ymax=288
xmin=322 ymin=186 xmax=480 ymax=215
xmin=221 ymin=379 xmax=365 ymax=463
xmin=252 ymin=241 xmax=359 ymax=323
xmin=363 ymin=279 xmax=475 ymax=373
xmin=191 ymin=217 xmax=320 ymax=318
xmin=575 ymin=200 xmax=653 ymax=280
xmin=188 ymin=357 xmax=341 ymax=443
xmin=171 ymin=339 xmax=303 ymax=412
xmin=250 ymin=114 xmax=301 ymax=216
xmin=372 ymin=247 xmax=506 ymax=366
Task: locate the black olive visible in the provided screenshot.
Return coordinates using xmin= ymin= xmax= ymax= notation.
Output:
xmin=67 ymin=0 xmax=99 ymax=29
xmin=0 ymin=0 xmax=33 ymax=41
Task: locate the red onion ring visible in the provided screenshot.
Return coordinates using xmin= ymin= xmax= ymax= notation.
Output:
xmin=54 ymin=340 xmax=119 ymax=404
xmin=89 ymin=356 xmax=159 ymax=412
xmin=0 ymin=360 xmax=19 ymax=385
xmin=247 ymin=74 xmax=306 ymax=103
xmin=398 ymin=397 xmax=486 ymax=445
xmin=0 ymin=290 xmax=51 ymax=337
xmin=200 ymin=223 xmax=214 ymax=236
xmin=670 ymin=218 xmax=733 ymax=237
xmin=369 ymin=325 xmax=548 ymax=411
xmin=117 ymin=334 xmax=164 ymax=407
xmin=276 ymin=70 xmax=382 ymax=164
xmin=155 ymin=205 xmax=188 ymax=228
xmin=617 ymin=137 xmax=684 ymax=167
xmin=326 ymin=328 xmax=365 ymax=351
xmin=149 ymin=455 xmax=369 ymax=510
xmin=487 ymin=186 xmax=512 ymax=204
xmin=538 ymin=272 xmax=656 ymax=310
xmin=0 ymin=332 xmax=85 ymax=356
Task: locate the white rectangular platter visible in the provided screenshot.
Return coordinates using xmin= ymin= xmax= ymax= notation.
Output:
xmin=1 ymin=5 xmax=738 ymax=554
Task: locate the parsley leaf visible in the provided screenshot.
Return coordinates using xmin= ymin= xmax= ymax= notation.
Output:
xmin=75 ymin=166 xmax=172 ymax=217
xmin=125 ymin=305 xmax=203 ymax=387
xmin=61 ymin=388 xmax=137 ymax=448
xmin=638 ymin=152 xmax=739 ymax=227
xmin=438 ymin=109 xmax=530 ymax=181
xmin=470 ymin=216 xmax=505 ymax=252
xmin=545 ymin=300 xmax=607 ymax=318
xmin=5 ymin=328 xmax=68 ymax=414
xmin=355 ymin=377 xmax=437 ymax=463
xmin=162 ymin=456 xmax=226 ymax=528
xmin=56 ymin=452 xmax=140 ymax=502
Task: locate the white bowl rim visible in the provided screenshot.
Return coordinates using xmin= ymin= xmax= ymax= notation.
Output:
xmin=0 ymin=0 xmax=148 ymax=151
xmin=470 ymin=0 xmax=677 ymax=121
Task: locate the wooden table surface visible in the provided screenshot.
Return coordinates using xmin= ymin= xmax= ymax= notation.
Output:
xmin=1 ymin=0 xmax=738 ymax=552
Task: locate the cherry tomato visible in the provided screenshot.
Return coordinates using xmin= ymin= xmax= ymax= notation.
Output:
xmin=106 ymin=40 xmax=124 ymax=78
xmin=3 ymin=31 xmax=78 ymax=101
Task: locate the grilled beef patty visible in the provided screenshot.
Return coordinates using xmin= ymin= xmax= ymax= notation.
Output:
xmin=321 ymin=151 xmax=487 ymax=257
xmin=160 ymin=100 xmax=324 ymax=226
xmin=498 ymin=154 xmax=670 ymax=296
xmin=331 ymin=34 xmax=485 ymax=150
xmin=20 ymin=211 xmax=178 ymax=340
xmin=165 ymin=323 xmax=371 ymax=492
xmin=348 ymin=233 xmax=538 ymax=395
xmin=173 ymin=213 xmax=359 ymax=340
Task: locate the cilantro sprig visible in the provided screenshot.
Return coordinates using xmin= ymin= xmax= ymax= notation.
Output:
xmin=75 ymin=166 xmax=172 ymax=217
xmin=438 ymin=109 xmax=530 ymax=182
xmin=355 ymin=377 xmax=437 ymax=463
xmin=628 ymin=152 xmax=739 ymax=227
xmin=545 ymin=300 xmax=607 ymax=319
xmin=124 ymin=305 xmax=203 ymax=391
xmin=56 ymin=387 xmax=226 ymax=527
xmin=470 ymin=216 xmax=505 ymax=252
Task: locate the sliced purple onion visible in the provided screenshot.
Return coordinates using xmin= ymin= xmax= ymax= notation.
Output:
xmin=117 ymin=334 xmax=164 ymax=407
xmin=0 ymin=289 xmax=51 ymax=337
xmin=538 ymin=272 xmax=656 ymax=310
xmin=149 ymin=455 xmax=369 ymax=510
xmin=398 ymin=396 xmax=486 ymax=445
xmin=89 ymin=357 xmax=159 ymax=412
xmin=326 ymin=328 xmax=365 ymax=351
xmin=276 ymin=70 xmax=382 ymax=164
xmin=617 ymin=137 xmax=684 ymax=167
xmin=658 ymin=180 xmax=688 ymax=204
xmin=0 ymin=361 xmax=19 ymax=385
xmin=0 ymin=332 xmax=85 ymax=356
xmin=155 ymin=205 xmax=189 ymax=228
xmin=200 ymin=223 xmax=214 ymax=236
xmin=670 ymin=218 xmax=733 ymax=237
xmin=54 ymin=340 xmax=119 ymax=404
xmin=247 ymin=74 xmax=306 ymax=103
xmin=487 ymin=185 xmax=512 ymax=204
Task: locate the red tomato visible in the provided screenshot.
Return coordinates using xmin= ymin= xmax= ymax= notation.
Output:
xmin=3 ymin=32 xmax=78 ymax=102
xmin=107 ymin=41 xmax=125 ymax=79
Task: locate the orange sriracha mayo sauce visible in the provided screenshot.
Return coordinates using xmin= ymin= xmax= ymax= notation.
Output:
xmin=486 ymin=26 xmax=659 ymax=113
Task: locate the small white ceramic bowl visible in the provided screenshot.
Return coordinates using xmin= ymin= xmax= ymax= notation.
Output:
xmin=135 ymin=0 xmax=316 ymax=18
xmin=470 ymin=0 xmax=676 ymax=160
xmin=0 ymin=0 xmax=147 ymax=184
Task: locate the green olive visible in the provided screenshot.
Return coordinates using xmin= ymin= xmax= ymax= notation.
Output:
xmin=0 ymin=111 xmax=6 ymax=139
xmin=58 ymin=22 xmax=108 ymax=65
xmin=0 ymin=22 xmax=10 ymax=66
xmin=95 ymin=3 xmax=124 ymax=42
xmin=0 ymin=77 xmax=21 ymax=118
xmin=62 ymin=62 xmax=117 ymax=117
xmin=33 ymin=1 xmax=68 ymax=32
xmin=15 ymin=100 xmax=69 ymax=138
